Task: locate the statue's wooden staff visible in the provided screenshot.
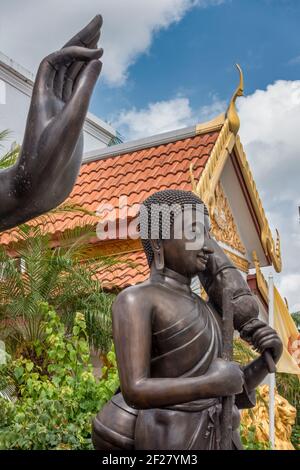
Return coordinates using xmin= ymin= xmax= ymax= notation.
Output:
xmin=220 ymin=288 xmax=235 ymax=450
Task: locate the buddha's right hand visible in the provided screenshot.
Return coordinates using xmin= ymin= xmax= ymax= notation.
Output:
xmin=206 ymin=358 xmax=245 ymax=396
xmin=16 ymin=16 xmax=103 ymax=211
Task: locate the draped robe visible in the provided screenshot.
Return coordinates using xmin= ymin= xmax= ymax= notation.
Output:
xmin=135 ymin=298 xmax=254 ymax=450
xmin=93 ymin=294 xmax=255 ymax=450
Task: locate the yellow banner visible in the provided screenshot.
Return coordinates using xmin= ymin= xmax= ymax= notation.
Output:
xmin=274 ymin=287 xmax=300 ymax=376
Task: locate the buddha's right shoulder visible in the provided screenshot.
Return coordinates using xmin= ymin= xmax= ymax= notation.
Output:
xmin=113 ymin=282 xmax=153 ymax=310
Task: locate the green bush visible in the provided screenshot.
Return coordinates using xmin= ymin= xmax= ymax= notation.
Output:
xmin=0 ymin=303 xmax=119 ymax=450
xmin=240 ymin=423 xmax=270 ymax=450
xmin=276 ymin=373 xmax=300 ymax=450
xmin=0 ymin=224 xmax=117 ymax=355
xmin=291 ymin=425 xmax=300 ymax=450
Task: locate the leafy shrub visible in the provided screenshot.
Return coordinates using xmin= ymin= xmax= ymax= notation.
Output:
xmin=0 ymin=224 xmax=117 ymax=356
xmin=240 ymin=423 xmax=270 ymax=450
xmin=0 ymin=303 xmax=119 ymax=450
xmin=276 ymin=373 xmax=299 ymax=449
xmin=291 ymin=424 xmax=300 ymax=450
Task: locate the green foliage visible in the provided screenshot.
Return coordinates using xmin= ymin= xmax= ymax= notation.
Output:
xmin=0 ymin=224 xmax=117 ymax=354
xmin=276 ymin=372 xmax=300 ymax=449
xmin=233 ymin=337 xmax=258 ymax=363
xmin=234 ymin=339 xmax=300 ymax=450
xmin=0 ymin=304 xmax=119 ymax=450
xmin=240 ymin=386 xmax=272 ymax=450
xmin=276 ymin=373 xmax=300 ymax=423
xmin=291 ymin=312 xmax=300 ymax=331
xmin=240 ymin=423 xmax=270 ymax=450
xmin=291 ymin=425 xmax=300 ymax=450
xmin=0 ymin=130 xmax=10 ymax=143
xmin=0 ymin=130 xmax=19 ymax=169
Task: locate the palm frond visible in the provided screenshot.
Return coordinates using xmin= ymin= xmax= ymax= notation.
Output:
xmin=0 ymin=129 xmax=10 ymax=145
xmin=0 ymin=130 xmax=19 ymax=169
xmin=0 ymin=145 xmax=20 ymax=170
xmin=233 ymin=338 xmax=257 ymax=363
xmin=0 ymin=219 xmax=119 ymax=355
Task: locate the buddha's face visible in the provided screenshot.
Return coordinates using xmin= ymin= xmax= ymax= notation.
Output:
xmin=160 ymin=207 xmax=214 ymax=277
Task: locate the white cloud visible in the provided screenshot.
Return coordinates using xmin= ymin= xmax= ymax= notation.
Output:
xmin=0 ymin=0 xmax=224 ymax=86
xmin=238 ymin=80 xmax=300 ymax=312
xmin=114 ymin=95 xmax=226 ymax=140
xmin=114 ymin=97 xmax=193 ymax=140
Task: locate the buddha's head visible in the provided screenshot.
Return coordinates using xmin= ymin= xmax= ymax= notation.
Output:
xmin=139 ymin=189 xmax=214 ymax=277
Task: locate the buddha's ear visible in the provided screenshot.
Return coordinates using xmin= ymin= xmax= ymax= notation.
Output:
xmin=151 ymin=239 xmax=165 ymax=271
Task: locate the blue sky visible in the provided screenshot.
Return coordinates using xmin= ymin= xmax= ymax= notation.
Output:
xmin=91 ymin=0 xmax=300 ymax=125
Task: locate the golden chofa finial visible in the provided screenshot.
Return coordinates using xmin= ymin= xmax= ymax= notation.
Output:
xmin=226 ymin=64 xmax=244 ymax=135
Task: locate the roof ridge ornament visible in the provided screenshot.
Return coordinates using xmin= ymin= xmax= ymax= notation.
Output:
xmin=226 ymin=64 xmax=244 ymax=135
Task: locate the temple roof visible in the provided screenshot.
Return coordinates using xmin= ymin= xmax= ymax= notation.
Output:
xmin=0 ymin=84 xmax=282 ymax=289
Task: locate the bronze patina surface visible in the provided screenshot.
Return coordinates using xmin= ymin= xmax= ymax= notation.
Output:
xmin=0 ymin=17 xmax=282 ymax=451
xmin=0 ymin=16 xmax=103 ymax=232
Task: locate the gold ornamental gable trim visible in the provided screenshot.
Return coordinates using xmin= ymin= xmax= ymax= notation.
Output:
xmin=190 ymin=117 xmax=235 ymax=219
xmin=224 ymin=249 xmax=249 ymax=273
xmin=195 ymin=113 xmax=225 ymax=135
xmin=210 ymin=182 xmax=246 ymax=255
xmin=190 ymin=65 xmax=282 ymax=273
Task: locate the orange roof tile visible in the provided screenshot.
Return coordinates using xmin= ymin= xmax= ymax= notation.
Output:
xmin=94 ymin=250 xmax=149 ymax=290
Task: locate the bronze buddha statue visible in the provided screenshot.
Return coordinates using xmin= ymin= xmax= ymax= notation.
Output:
xmin=0 ymin=15 xmax=282 ymax=450
xmin=92 ymin=189 xmax=282 ymax=450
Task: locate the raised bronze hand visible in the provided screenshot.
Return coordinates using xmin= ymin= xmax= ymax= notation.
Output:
xmin=0 ymin=15 xmax=103 ymax=232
